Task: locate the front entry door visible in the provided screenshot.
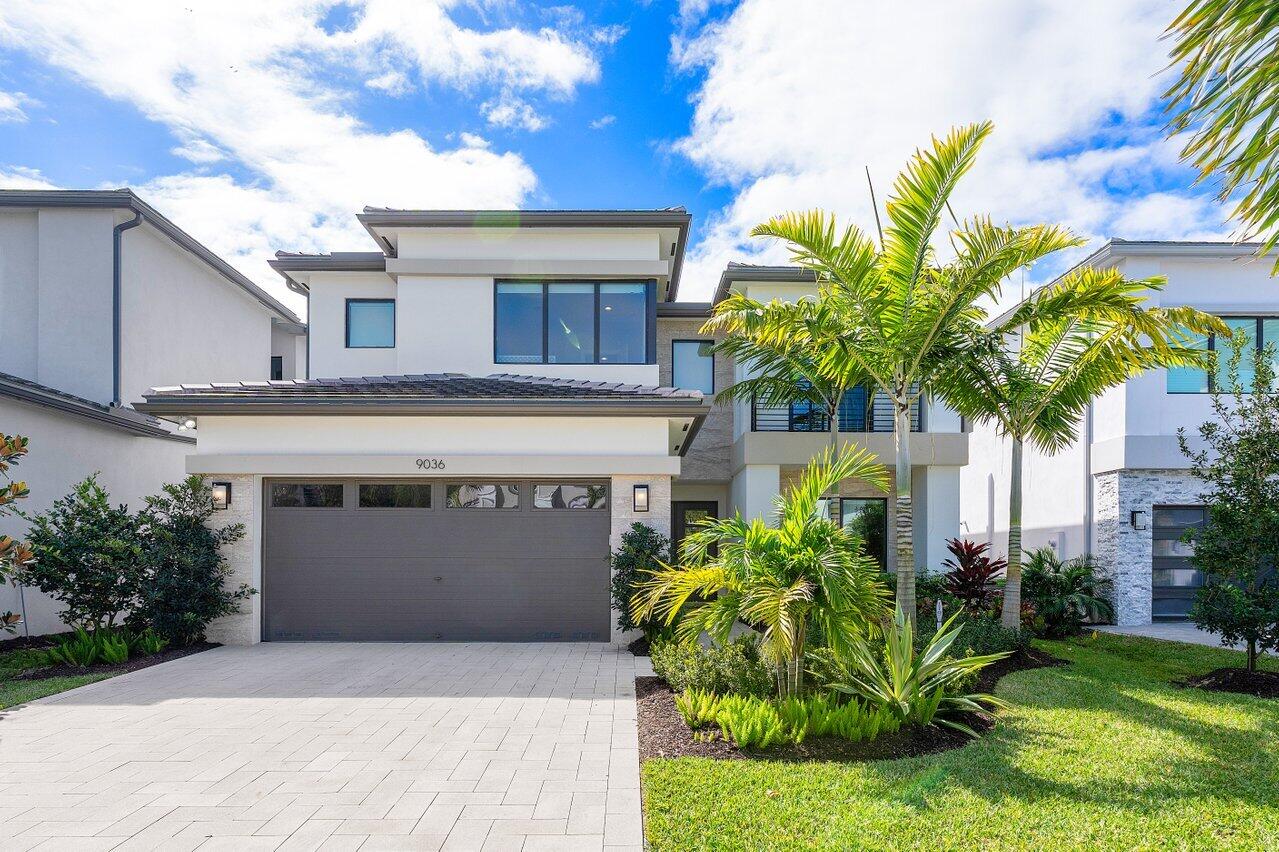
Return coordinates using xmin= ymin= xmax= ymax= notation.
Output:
xmin=1152 ymin=505 xmax=1206 ymax=620
xmin=673 ymin=501 xmax=718 ymax=561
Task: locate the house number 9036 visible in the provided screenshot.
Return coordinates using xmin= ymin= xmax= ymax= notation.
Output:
xmin=416 ymin=458 xmax=446 ymax=470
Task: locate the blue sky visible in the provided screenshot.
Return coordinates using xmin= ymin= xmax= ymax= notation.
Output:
xmin=0 ymin=0 xmax=1227 ymax=311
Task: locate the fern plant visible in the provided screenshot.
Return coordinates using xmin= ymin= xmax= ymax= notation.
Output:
xmin=673 ymin=689 xmax=721 ymax=730
xmin=832 ymin=606 xmax=1010 ymax=736
xmin=99 ymin=632 xmax=130 ymax=665
xmin=46 ymin=628 xmax=101 ymax=668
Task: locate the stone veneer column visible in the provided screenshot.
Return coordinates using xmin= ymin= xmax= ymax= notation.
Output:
xmin=1093 ymin=468 xmax=1204 ymax=627
xmin=609 ymin=474 xmax=672 ymax=646
xmin=202 ymin=474 xmax=261 ymax=645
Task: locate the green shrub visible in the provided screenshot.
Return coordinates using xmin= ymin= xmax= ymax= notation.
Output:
xmin=610 ymin=523 xmax=671 ymax=635
xmin=131 ymin=476 xmax=252 ymax=646
xmin=1021 ymin=548 xmax=1113 ymax=638
xmin=673 ymin=688 xmax=721 ymax=729
xmin=650 ymin=634 xmax=774 ymax=698
xmin=22 ymin=477 xmax=147 ymax=631
xmin=832 ymin=607 xmax=1010 ymax=736
xmin=915 ymin=614 xmax=1028 ymax=658
xmin=673 ymin=688 xmax=902 ymax=748
xmin=99 ymin=631 xmax=129 ymax=665
xmin=46 ymin=628 xmax=101 ymax=667
xmin=714 ymin=694 xmax=789 ymax=750
xmin=127 ymin=628 xmax=169 ymax=656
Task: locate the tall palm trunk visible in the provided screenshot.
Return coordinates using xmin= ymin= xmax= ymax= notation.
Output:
xmin=1000 ymin=437 xmax=1024 ymax=628
xmin=894 ymin=398 xmax=915 ymax=622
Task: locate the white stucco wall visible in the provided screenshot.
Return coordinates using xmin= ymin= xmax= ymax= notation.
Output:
xmin=120 ymin=223 xmax=276 ymax=406
xmin=0 ymin=398 xmax=191 ymax=638
xmin=270 ymin=324 xmax=306 ymax=380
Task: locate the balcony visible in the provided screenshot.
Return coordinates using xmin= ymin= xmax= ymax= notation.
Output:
xmin=751 ymin=385 xmax=923 ymax=433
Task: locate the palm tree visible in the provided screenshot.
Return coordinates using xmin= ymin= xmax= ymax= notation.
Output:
xmin=1165 ymin=1 xmax=1279 ymax=271
xmin=746 ymin=122 xmax=1082 ymax=620
xmin=940 ymin=267 xmax=1226 ymax=627
xmin=631 ymin=446 xmax=891 ymax=697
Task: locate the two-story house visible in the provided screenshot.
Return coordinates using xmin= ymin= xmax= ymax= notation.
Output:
xmin=0 ymin=189 xmax=305 ymax=635
xmin=960 ymin=240 xmax=1278 ymax=626
xmin=137 ymin=207 xmax=969 ymax=646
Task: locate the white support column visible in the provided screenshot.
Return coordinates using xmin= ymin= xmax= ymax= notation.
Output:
xmin=730 ymin=464 xmax=781 ymax=524
xmin=919 ymin=466 xmax=961 ymax=574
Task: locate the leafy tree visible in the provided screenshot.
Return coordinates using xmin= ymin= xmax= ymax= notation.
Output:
xmin=942 ymin=271 xmax=1223 ymax=626
xmin=21 ymin=476 xmax=147 ymax=631
xmin=632 ymin=446 xmax=891 ymax=697
xmin=133 ymin=476 xmax=252 ymax=646
xmin=728 ymin=122 xmax=1081 ymax=620
xmin=1179 ymin=335 xmax=1279 ymax=672
xmin=609 ymin=522 xmax=671 ymax=636
xmin=1165 ymin=1 xmax=1279 ymax=271
xmin=0 ymin=433 xmax=34 ymax=634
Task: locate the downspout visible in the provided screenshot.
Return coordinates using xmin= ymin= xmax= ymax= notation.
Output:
xmin=1084 ymin=400 xmax=1094 ymax=555
xmin=284 ymin=279 xmax=311 ymax=379
xmin=112 ymin=210 xmax=144 ymax=406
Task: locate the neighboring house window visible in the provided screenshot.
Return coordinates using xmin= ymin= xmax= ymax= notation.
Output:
xmin=346 ymin=299 xmax=395 ymax=348
xmin=1167 ymin=316 xmax=1278 ymax=393
xmin=494 ymin=281 xmax=654 ymax=365
xmin=270 ymin=356 xmax=283 ymax=380
xmin=672 ymin=340 xmax=715 ymax=394
xmin=838 ymin=498 xmax=888 ymax=569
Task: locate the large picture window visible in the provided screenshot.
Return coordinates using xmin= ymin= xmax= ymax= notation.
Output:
xmin=838 ymin=498 xmax=888 ymax=569
xmin=346 ymin=299 xmax=395 ymax=348
xmin=495 ymin=281 xmax=654 ymax=365
xmin=1167 ymin=315 xmax=1278 ymax=393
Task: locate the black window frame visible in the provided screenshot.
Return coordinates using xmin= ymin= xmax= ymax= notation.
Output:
xmin=356 ymin=482 xmax=434 ymax=510
xmin=493 ymin=280 xmax=656 ymax=366
xmin=531 ymin=482 xmax=609 ymax=511
xmin=671 ymin=338 xmax=716 ymax=394
xmin=270 ymin=355 xmax=283 ymax=381
xmin=1167 ymin=315 xmax=1275 ymax=394
xmin=345 ymin=298 xmax=396 ymax=349
xmin=269 ymin=481 xmax=346 ymax=509
xmin=445 ymin=482 xmax=521 ymax=510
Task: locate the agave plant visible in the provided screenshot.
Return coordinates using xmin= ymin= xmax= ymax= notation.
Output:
xmin=831 ymin=606 xmax=1010 ymax=736
xmin=940 ymin=538 xmax=1007 ymax=616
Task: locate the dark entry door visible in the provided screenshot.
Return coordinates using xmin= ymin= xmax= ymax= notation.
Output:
xmin=673 ymin=501 xmax=718 ymax=560
xmin=263 ymin=479 xmax=610 ymax=641
xmin=1152 ymin=505 xmax=1206 ymax=620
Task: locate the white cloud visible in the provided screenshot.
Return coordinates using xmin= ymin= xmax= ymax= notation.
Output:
xmin=364 ymin=69 xmax=413 ymax=96
xmin=589 ymin=114 xmax=616 ymax=129
xmin=0 ymin=0 xmax=603 ymax=311
xmin=672 ymin=0 xmax=1231 ymax=300
xmin=482 ymin=94 xmax=549 ymax=132
xmin=0 ymin=90 xmax=32 ymax=122
xmin=0 ymin=165 xmax=56 ymax=189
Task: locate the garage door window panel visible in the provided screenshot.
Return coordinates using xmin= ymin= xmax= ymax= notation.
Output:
xmin=447 ymin=483 xmax=520 ymax=509
xmin=271 ymin=483 xmax=345 ymax=508
xmin=358 ymin=483 xmax=432 ymax=509
xmin=534 ymin=483 xmax=607 ymax=509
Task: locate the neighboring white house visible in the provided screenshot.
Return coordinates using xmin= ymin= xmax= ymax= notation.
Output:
xmin=137 ymin=210 xmax=967 ymax=647
xmin=0 ymin=189 xmax=305 ymax=636
xmin=960 ymin=239 xmax=1278 ymax=626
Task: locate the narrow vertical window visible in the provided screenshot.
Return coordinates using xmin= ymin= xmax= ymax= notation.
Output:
xmin=547 ymin=284 xmax=595 ymax=364
xmin=495 ymin=283 xmax=544 ymax=364
xmin=672 ymin=340 xmax=715 ymax=394
xmin=599 ymin=284 xmax=648 ymax=364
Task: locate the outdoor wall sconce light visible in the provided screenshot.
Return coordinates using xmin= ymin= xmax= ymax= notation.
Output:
xmin=179 ymin=417 xmax=196 ymax=431
xmin=211 ymin=481 xmax=232 ymax=511
xmin=1130 ymin=510 xmax=1148 ymax=531
xmin=633 ymin=484 xmax=650 ymax=513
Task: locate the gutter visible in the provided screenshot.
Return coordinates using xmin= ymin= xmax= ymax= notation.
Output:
xmin=112 ymin=210 xmax=144 ymax=405
xmin=136 ymin=397 xmax=713 ymax=419
xmin=0 ymin=373 xmax=194 ymax=443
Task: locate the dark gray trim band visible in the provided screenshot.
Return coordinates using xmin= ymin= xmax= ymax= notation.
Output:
xmin=713 ymin=264 xmax=818 ymax=304
xmin=0 ymin=373 xmax=194 ymax=443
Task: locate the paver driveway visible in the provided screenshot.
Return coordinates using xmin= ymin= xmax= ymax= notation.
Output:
xmin=0 ymin=643 xmax=645 ymax=851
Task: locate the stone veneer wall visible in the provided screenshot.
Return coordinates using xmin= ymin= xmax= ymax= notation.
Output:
xmin=1094 ymin=468 xmax=1203 ymax=626
xmin=609 ymin=474 xmax=672 ymax=645
xmin=202 ymin=474 xmax=261 ymax=645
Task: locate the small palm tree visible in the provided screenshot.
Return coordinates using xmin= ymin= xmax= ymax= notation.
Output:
xmin=745 ymin=122 xmax=1082 ymax=619
xmin=940 ymin=268 xmax=1226 ymax=626
xmin=631 ymin=446 xmax=891 ymax=697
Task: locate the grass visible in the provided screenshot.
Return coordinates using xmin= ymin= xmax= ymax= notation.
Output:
xmin=641 ymin=633 xmax=1279 ymax=850
xmin=0 ymin=643 xmax=108 ymax=710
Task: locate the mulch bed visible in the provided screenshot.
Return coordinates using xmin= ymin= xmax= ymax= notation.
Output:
xmin=637 ymin=647 xmax=1063 ymax=763
xmin=1 ymin=632 xmax=73 ymax=651
xmin=628 ymin=635 xmax=651 ymax=657
xmin=13 ymin=642 xmax=218 ymax=681
xmin=1178 ymin=667 xmax=1279 ymax=699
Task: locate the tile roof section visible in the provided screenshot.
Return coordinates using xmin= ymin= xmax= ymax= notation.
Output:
xmin=0 ymin=371 xmax=194 ymax=442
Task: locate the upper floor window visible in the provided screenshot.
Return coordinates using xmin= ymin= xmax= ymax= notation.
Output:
xmin=346 ymin=299 xmax=395 ymax=348
xmin=672 ymin=340 xmax=715 ymax=394
xmin=494 ymin=281 xmax=653 ymax=365
xmin=1167 ymin=316 xmax=1278 ymax=393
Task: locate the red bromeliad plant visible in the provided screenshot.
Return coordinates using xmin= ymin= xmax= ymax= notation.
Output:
xmin=941 ymin=538 xmax=1006 ymax=616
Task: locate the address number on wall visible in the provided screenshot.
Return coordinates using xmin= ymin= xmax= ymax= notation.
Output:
xmin=415 ymin=458 xmax=446 ymax=470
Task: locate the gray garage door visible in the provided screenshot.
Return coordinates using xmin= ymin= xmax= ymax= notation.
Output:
xmin=263 ymin=479 xmax=611 ymax=642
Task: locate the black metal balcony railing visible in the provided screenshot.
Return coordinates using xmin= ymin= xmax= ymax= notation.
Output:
xmin=751 ymin=385 xmax=923 ymax=433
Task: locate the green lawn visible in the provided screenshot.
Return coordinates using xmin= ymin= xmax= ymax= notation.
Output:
xmin=0 ymin=645 xmax=109 ymax=710
xmin=642 ymin=634 xmax=1279 ymax=850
